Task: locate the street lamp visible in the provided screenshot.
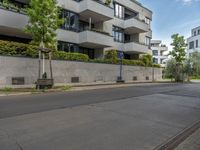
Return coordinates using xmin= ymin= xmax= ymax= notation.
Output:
xmin=117 ymin=49 xmax=125 ymax=83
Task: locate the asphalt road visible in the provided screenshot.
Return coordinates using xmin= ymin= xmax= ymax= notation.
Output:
xmin=0 ymin=83 xmax=200 ymax=150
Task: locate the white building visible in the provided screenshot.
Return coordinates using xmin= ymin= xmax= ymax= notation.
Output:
xmin=151 ymin=40 xmax=168 ymax=67
xmin=187 ymin=26 xmax=200 ymax=57
xmin=0 ymin=0 xmax=152 ymax=59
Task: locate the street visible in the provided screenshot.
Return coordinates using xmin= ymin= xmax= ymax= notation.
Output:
xmin=0 ymin=83 xmax=200 ymax=150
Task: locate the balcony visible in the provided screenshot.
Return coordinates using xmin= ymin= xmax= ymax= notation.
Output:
xmin=0 ymin=8 xmax=28 ymax=37
xmin=124 ymin=41 xmax=149 ymax=54
xmin=124 ymin=17 xmax=149 ymax=34
xmin=79 ymin=0 xmax=113 ymax=23
xmin=79 ymin=29 xmax=113 ymax=48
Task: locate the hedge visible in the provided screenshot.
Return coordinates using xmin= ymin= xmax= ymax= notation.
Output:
xmin=52 ymin=51 xmax=89 ymax=62
xmin=0 ymin=40 xmax=160 ymax=68
xmin=90 ymin=59 xmax=146 ymax=67
xmin=0 ymin=40 xmax=38 ymax=57
xmin=0 ymin=40 xmax=89 ymax=61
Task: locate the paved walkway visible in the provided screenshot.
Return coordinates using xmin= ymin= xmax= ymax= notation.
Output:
xmin=175 ymin=128 xmax=200 ymax=150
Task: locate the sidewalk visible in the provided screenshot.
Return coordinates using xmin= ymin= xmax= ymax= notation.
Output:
xmin=175 ymin=128 xmax=200 ymax=150
xmin=0 ymin=82 xmax=172 ymax=97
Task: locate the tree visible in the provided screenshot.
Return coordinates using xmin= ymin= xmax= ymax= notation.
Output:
xmin=164 ymin=58 xmax=177 ymax=80
xmin=190 ymin=52 xmax=200 ymax=77
xmin=169 ymin=34 xmax=187 ymax=82
xmin=25 ymin=0 xmax=63 ymax=88
xmin=25 ymin=0 xmax=63 ymax=48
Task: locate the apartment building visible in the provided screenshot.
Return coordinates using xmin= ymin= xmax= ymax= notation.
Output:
xmin=151 ymin=40 xmax=168 ymax=67
xmin=0 ymin=0 xmax=152 ymax=59
xmin=187 ymin=26 xmax=200 ymax=57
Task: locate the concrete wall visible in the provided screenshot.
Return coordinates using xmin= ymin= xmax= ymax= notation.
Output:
xmin=0 ymin=56 xmax=162 ymax=88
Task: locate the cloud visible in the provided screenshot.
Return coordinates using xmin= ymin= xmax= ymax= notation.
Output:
xmin=176 ymin=0 xmax=200 ymax=5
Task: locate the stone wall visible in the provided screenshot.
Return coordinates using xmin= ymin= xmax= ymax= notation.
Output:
xmin=0 ymin=56 xmax=163 ymax=88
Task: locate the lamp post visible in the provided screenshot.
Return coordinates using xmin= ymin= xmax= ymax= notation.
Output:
xmin=152 ymin=58 xmax=155 ymax=82
xmin=117 ymin=49 xmax=125 ymax=83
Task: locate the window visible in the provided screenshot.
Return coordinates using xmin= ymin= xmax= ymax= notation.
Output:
xmin=189 ymin=41 xmax=194 ymax=49
xmin=153 ymin=50 xmax=158 ymax=56
xmin=114 ymin=3 xmax=124 ymax=19
xmin=61 ymin=10 xmax=79 ymax=31
xmin=196 ymin=40 xmax=199 ymax=48
xmin=198 ymin=30 xmax=200 ymax=35
xmin=194 ymin=31 xmax=196 ymax=36
xmin=58 ymin=41 xmax=79 ymax=52
xmin=112 ymin=26 xmax=124 ymax=43
xmin=145 ymin=17 xmax=151 ymax=25
xmin=145 ymin=36 xmax=151 ymax=47
xmin=79 ymin=47 xmax=95 ymax=59
xmin=153 ymin=58 xmax=158 ymax=64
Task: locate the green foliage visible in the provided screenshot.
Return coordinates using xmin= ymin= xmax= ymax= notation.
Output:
xmin=0 ymin=40 xmax=160 ymax=68
xmin=104 ymin=50 xmax=118 ymax=63
xmin=0 ymin=40 xmax=38 ymax=57
xmin=2 ymin=87 xmax=12 ymax=93
xmin=104 ymin=0 xmax=111 ymax=6
xmin=164 ymin=58 xmax=177 ymax=79
xmin=140 ymin=54 xmax=152 ymax=66
xmin=90 ymin=58 xmax=155 ymax=67
xmin=121 ymin=59 xmax=145 ymax=66
xmin=52 ymin=51 xmax=89 ymax=62
xmin=190 ymin=52 xmax=200 ymax=77
xmin=0 ymin=0 xmax=27 ymax=13
xmin=62 ymin=85 xmax=72 ymax=91
xmin=169 ymin=34 xmax=187 ymax=64
xmin=25 ymin=0 xmax=63 ymax=48
xmin=152 ymin=64 xmax=161 ymax=68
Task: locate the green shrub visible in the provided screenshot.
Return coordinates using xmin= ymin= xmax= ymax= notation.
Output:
xmin=0 ymin=40 xmax=160 ymax=68
xmin=152 ymin=64 xmax=161 ymax=68
xmin=104 ymin=0 xmax=111 ymax=6
xmin=91 ymin=58 xmax=146 ymax=66
xmin=140 ymin=54 xmax=152 ymax=66
xmin=105 ymin=50 xmax=118 ymax=63
xmin=2 ymin=87 xmax=12 ymax=93
xmin=52 ymin=51 xmax=89 ymax=62
xmin=0 ymin=40 xmax=38 ymax=57
xmin=0 ymin=40 xmax=89 ymax=61
xmin=121 ymin=59 xmax=145 ymax=66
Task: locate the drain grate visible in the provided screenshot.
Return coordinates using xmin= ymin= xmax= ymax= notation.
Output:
xmin=153 ymin=120 xmax=200 ymax=150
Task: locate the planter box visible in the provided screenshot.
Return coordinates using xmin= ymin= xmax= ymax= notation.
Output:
xmin=36 ymin=79 xmax=54 ymax=89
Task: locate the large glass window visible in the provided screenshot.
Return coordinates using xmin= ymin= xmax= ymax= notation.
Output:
xmin=79 ymin=47 xmax=95 ymax=59
xmin=153 ymin=50 xmax=158 ymax=56
xmin=114 ymin=3 xmax=124 ymax=19
xmin=145 ymin=36 xmax=151 ymax=47
xmin=189 ymin=41 xmax=194 ymax=49
xmin=58 ymin=41 xmax=79 ymax=52
xmin=145 ymin=17 xmax=151 ymax=25
xmin=196 ymin=40 xmax=199 ymax=48
xmin=61 ymin=10 xmax=79 ymax=32
xmin=153 ymin=58 xmax=158 ymax=64
xmin=113 ymin=26 xmax=124 ymax=43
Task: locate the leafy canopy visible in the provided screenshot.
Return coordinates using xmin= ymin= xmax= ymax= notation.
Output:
xmin=169 ymin=34 xmax=187 ymax=64
xmin=25 ymin=0 xmax=63 ymax=48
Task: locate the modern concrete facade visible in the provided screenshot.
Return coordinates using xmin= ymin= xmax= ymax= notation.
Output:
xmin=151 ymin=40 xmax=168 ymax=67
xmin=0 ymin=0 xmax=152 ymax=59
xmin=187 ymin=26 xmax=200 ymax=57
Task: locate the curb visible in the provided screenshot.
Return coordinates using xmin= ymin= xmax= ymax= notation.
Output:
xmin=153 ymin=120 xmax=200 ymax=150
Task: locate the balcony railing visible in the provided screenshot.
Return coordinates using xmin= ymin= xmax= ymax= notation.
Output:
xmin=75 ymin=0 xmax=113 ymax=8
xmin=0 ymin=1 xmax=27 ymax=15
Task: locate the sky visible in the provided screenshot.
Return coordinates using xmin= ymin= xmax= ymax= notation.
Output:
xmin=139 ymin=0 xmax=200 ymax=50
